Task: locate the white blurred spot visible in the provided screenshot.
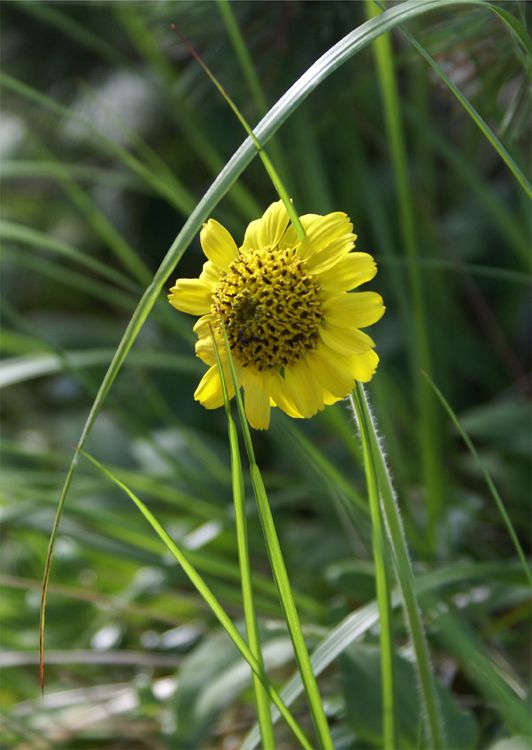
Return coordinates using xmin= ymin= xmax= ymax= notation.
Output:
xmin=152 ymin=676 xmax=178 ymax=700
xmin=91 ymin=622 xmax=123 ymax=651
xmin=0 ymin=112 xmax=27 ymax=158
xmin=160 ymin=623 xmax=201 ymax=650
xmin=182 ymin=520 xmax=222 ymax=550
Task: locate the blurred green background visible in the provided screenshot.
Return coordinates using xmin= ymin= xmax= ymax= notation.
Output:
xmin=1 ymin=2 xmax=530 ymax=748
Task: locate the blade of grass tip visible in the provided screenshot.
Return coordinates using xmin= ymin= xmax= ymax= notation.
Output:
xmin=351 ymin=383 xmax=397 ymax=750
xmin=217 ymin=323 xmax=334 ymax=750
xmin=210 ymin=327 xmax=276 ymax=749
xmin=171 ymin=24 xmax=305 ymax=242
xmin=373 ymin=0 xmax=532 ymax=200
xmin=77 ymin=448 xmax=312 ymax=750
xmin=36 ymin=0 xmax=497 ymax=695
xmin=349 ymin=385 xmax=446 ymax=750
xmin=421 ymin=371 xmax=532 ymax=588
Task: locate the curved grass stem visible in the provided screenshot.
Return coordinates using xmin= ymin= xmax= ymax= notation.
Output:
xmin=349 ymin=385 xmax=445 ymax=749
xmin=351 ymin=382 xmax=397 ymax=749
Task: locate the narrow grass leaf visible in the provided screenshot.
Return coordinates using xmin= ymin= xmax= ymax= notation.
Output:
xmin=0 ymin=221 xmax=140 ymax=295
xmin=366 ymin=0 xmax=444 ymax=556
xmin=211 ymin=332 xmax=276 ymax=748
xmin=242 ymin=559 xmax=518 ymax=749
xmin=77 ymin=449 xmax=313 ymax=750
xmin=0 ymin=73 xmax=194 ymax=214
xmin=374 ymin=0 xmax=532 ymax=199
xmin=422 ymin=371 xmax=532 ymax=587
xmin=349 ymin=386 xmax=446 ymax=749
xmin=351 ymin=383 xmax=397 ymax=749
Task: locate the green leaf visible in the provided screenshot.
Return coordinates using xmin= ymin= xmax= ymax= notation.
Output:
xmin=341 ymin=643 xmax=479 ymax=750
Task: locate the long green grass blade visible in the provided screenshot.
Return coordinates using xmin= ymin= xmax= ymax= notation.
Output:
xmin=423 ymin=590 xmax=531 ymax=734
xmin=171 ymin=24 xmax=305 ymax=241
xmin=403 ymin=104 xmax=530 ymax=266
xmin=77 ymin=449 xmax=312 ymax=750
xmin=0 ymin=220 xmax=141 ymax=294
xmin=349 ymin=386 xmax=446 ymax=749
xmin=367 ymin=0 xmax=444 ymax=556
xmin=375 ymin=0 xmax=532 ymax=199
xmin=351 ymin=383 xmax=396 ymax=749
xmin=212 ymin=333 xmax=276 ymax=748
xmin=34 ymin=142 xmax=152 ymax=285
xmin=114 ymin=4 xmax=261 ymax=221
xmin=216 ymin=0 xmax=268 ymax=116
xmin=18 ymin=2 xmax=128 ymax=66
xmin=422 ymin=371 xmax=532 ymax=587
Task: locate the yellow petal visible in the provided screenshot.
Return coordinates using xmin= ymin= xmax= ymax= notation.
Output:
xmin=297 ymin=212 xmax=353 ymax=261
xmin=200 ymin=219 xmax=239 ymax=271
xmin=315 ymin=252 xmax=376 ymax=292
xmin=345 ymin=349 xmax=380 ymax=382
xmin=168 ymin=279 xmax=213 ymax=315
xmin=241 ymin=200 xmax=290 ymax=252
xmin=323 ymin=390 xmax=344 ymax=405
xmin=199 ymin=260 xmax=221 ymax=285
xmin=305 ymin=234 xmax=356 ymax=275
xmin=279 ymin=213 xmax=321 ymax=250
xmin=306 ymin=344 xmax=355 ymax=397
xmin=194 ymin=364 xmax=226 ymax=409
xmin=323 ymin=292 xmax=385 ymax=329
xmin=193 ymin=314 xmax=216 ymax=339
xmin=194 ymin=358 xmax=243 ymax=408
xmin=244 ymin=371 xmax=272 ymax=430
xmin=195 ymin=335 xmax=216 ymax=366
xmin=319 ymin=324 xmax=375 ymax=356
xmin=283 ymin=360 xmax=324 ymax=418
xmin=269 ymin=371 xmax=304 ymax=418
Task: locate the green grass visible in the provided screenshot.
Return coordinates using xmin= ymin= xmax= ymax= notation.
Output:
xmin=1 ymin=2 xmax=530 ymax=748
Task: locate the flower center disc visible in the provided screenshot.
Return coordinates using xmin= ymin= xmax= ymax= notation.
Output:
xmin=212 ymin=247 xmax=323 ymax=370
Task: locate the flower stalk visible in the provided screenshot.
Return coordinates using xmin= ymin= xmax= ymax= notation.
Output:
xmin=211 ymin=324 xmax=276 ymax=748
xmin=219 ymin=319 xmax=334 ymax=750
xmin=351 ymin=382 xmax=397 ymax=749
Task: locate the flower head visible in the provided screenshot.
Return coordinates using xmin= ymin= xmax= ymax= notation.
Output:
xmin=169 ymin=201 xmax=384 ymax=430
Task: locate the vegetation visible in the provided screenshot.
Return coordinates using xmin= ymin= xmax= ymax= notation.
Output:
xmin=1 ymin=2 xmax=530 ymax=749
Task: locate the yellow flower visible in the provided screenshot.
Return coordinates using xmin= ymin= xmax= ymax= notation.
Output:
xmin=169 ymin=201 xmax=385 ymax=430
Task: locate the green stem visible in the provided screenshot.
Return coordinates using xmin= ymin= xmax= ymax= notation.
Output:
xmin=212 ymin=329 xmax=276 ymax=748
xmin=352 ymin=383 xmax=396 ymax=750
xmin=350 ymin=386 xmax=445 ymax=749
xmin=219 ymin=325 xmax=333 ymax=750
